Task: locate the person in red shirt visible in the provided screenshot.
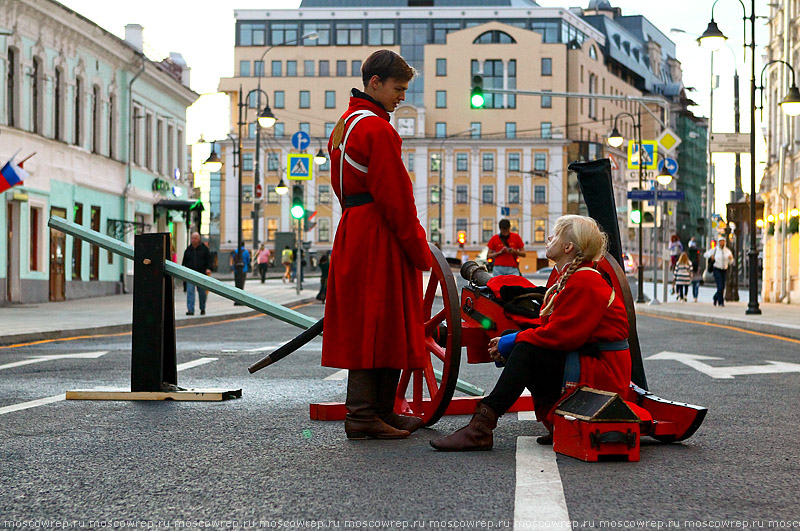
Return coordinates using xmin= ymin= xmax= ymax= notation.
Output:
xmin=431 ymin=215 xmax=631 ymax=451
xmin=487 ymin=219 xmax=525 ymax=276
xmin=323 ymin=50 xmax=432 ymax=440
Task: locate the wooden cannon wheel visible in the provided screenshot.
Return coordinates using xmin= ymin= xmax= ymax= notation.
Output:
xmin=396 ymin=243 xmax=462 ymax=426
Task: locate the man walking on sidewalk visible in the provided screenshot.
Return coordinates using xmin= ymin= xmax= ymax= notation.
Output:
xmin=182 ymin=232 xmax=213 ymax=315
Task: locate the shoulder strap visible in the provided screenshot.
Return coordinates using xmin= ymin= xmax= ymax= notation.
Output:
xmin=574 ymin=266 xmax=615 ymax=307
xmin=336 ymin=110 xmax=377 ymax=201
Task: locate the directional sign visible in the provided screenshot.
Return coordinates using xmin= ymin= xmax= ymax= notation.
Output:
xmin=627 ymin=190 xmax=655 ymax=201
xmin=626 ymin=190 xmax=684 ymax=201
xmin=287 ymin=153 xmax=313 ymax=181
xmin=658 ymin=158 xmax=679 ymax=176
xmin=710 ymin=133 xmax=751 ymax=153
xmin=292 ymin=131 xmax=311 ymax=151
xmin=657 ymin=190 xmax=685 ymax=201
xmin=0 ymin=351 xmax=109 ymax=371
xmin=501 ymin=207 xmax=510 ymax=216
xmin=627 ymin=141 xmax=658 ymax=170
xmin=645 ymin=352 xmax=800 ymax=379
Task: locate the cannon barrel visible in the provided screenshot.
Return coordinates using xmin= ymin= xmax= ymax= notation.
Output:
xmin=248 ymin=318 xmax=324 ymax=373
xmin=460 ymin=261 xmax=492 ymax=287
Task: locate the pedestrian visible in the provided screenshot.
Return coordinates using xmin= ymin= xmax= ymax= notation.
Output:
xmin=229 ymin=244 xmax=250 ymax=275
xmin=690 ymin=250 xmax=703 ymax=303
xmin=487 ymin=219 xmax=526 ymax=276
xmin=704 ymin=237 xmax=734 ymax=307
xmin=669 ymin=234 xmax=683 ymax=270
xmin=323 ymin=49 xmax=432 ymax=440
xmin=281 ymin=245 xmax=293 ymax=283
xmin=431 ymin=215 xmax=631 ymax=451
xmin=673 ymin=252 xmax=692 ymax=302
xmin=688 ymin=236 xmax=698 ymax=250
xmin=255 ymin=244 xmax=271 ymax=284
xmin=181 ymin=232 xmax=213 ymax=316
xmin=316 ymin=253 xmax=329 ymax=303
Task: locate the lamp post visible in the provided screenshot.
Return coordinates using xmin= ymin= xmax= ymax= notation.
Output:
xmin=649 ymin=167 xmax=674 ymax=305
xmin=607 ymin=110 xmax=646 ymax=303
xmin=699 ymin=2 xmax=800 ymax=315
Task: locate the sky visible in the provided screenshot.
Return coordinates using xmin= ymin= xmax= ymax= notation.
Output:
xmin=56 ymin=0 xmax=771 ymax=216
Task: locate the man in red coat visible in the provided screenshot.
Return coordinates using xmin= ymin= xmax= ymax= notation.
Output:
xmin=487 ymin=219 xmax=526 ymax=276
xmin=322 ymin=50 xmax=432 ymax=440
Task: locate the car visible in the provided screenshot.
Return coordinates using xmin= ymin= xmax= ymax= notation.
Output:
xmin=622 ymin=253 xmax=637 ymax=275
xmin=474 ymin=248 xmax=493 ymax=272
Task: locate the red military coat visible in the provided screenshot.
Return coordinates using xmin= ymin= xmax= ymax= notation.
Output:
xmin=321 ymin=92 xmax=432 ymax=370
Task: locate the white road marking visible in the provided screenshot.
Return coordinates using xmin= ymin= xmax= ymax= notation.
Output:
xmin=0 ymin=357 xmax=218 ymax=415
xmin=518 ymin=411 xmax=537 ymax=421
xmin=245 ymin=344 xmax=322 ymax=353
xmin=324 ymin=369 xmax=348 ymax=381
xmin=646 ymin=351 xmax=800 ymax=379
xmin=514 ymin=436 xmax=571 ymax=529
xmin=0 ymin=351 xmax=109 ymax=371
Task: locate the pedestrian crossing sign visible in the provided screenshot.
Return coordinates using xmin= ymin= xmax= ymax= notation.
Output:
xmin=627 ymin=141 xmax=658 ymax=170
xmin=287 ymin=153 xmax=313 ymax=180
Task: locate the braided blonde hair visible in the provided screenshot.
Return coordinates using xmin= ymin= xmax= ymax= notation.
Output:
xmin=540 ymin=215 xmax=608 ymax=316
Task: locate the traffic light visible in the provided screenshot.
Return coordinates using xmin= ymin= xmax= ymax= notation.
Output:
xmin=457 ymin=231 xmax=467 ymax=248
xmin=470 ymin=75 xmax=485 ymax=108
xmin=696 ymin=217 xmax=706 ymax=236
xmin=629 ymin=199 xmax=643 ymax=227
xmin=291 ymin=184 xmax=305 ymax=219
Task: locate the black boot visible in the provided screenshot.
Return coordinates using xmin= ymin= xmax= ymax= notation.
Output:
xmin=344 ymin=370 xmax=410 ymax=440
xmin=430 ymin=402 xmax=498 ymax=451
xmin=376 ymin=369 xmax=424 ymax=434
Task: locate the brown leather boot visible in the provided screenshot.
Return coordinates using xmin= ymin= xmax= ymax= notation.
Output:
xmin=376 ymin=369 xmax=425 ymax=434
xmin=344 ymin=370 xmax=410 ymax=440
xmin=430 ymin=402 xmax=498 ymax=451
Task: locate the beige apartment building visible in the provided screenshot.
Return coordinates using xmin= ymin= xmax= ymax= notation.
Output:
xmin=216 ymin=0 xmax=672 ymax=271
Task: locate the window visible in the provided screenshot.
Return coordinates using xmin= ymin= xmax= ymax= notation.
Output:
xmin=271 ymin=61 xmax=282 ymax=77
xmin=337 ymin=60 xmax=347 ymax=77
xmin=243 ymin=153 xmax=254 ymax=171
xmin=319 ymin=60 xmax=330 ymax=77
xmin=430 ymin=218 xmax=440 ymax=244
xmin=238 ymin=23 xmax=266 ymax=46
xmin=248 ymin=123 xmax=256 ymax=139
xmin=54 ymin=68 xmax=63 ymax=141
xmin=271 ymin=23 xmax=298 ymax=46
xmin=368 ymin=23 xmax=395 ymax=45
xmin=456 ymin=218 xmax=468 ymax=236
xmin=274 ymin=91 xmax=285 ymax=109
xmin=435 ymin=122 xmax=446 ymax=138
xmin=482 ymin=153 xmax=494 ymax=172
xmin=431 ymin=186 xmax=440 ymax=204
xmin=267 ymin=186 xmax=278 ymax=204
xmin=32 ymin=57 xmax=42 ymax=134
xmin=325 ymin=122 xmax=335 ymax=137
xmin=240 ymin=61 xmax=251 ymax=77
xmin=274 ymin=123 xmax=285 ymax=138
xmin=541 ymin=90 xmax=552 ymax=108
xmin=351 ymin=60 xmax=362 ymax=77
xmin=108 ymin=94 xmax=116 ymax=159
xmin=472 ymin=59 xmax=515 ymax=109
xmin=325 ymin=91 xmax=336 ymax=108
xmin=482 ymin=219 xmax=494 ymax=243
xmin=254 ymin=61 xmax=264 ymax=77
xmin=156 ymin=117 xmax=164 ymax=174
xmin=145 ymin=113 xmax=153 ymax=170
xmin=542 ymin=58 xmax=553 ymax=76
xmin=72 ymin=203 xmax=83 ymax=280
xmin=456 ymin=153 xmax=468 ymax=172
xmin=7 ymin=48 xmax=17 ymax=127
xmin=247 ymin=91 xmax=259 ymax=109
xmin=433 ymin=22 xmax=461 ymax=44
xmin=508 ymin=153 xmax=520 ymax=172
xmin=430 ymin=153 xmax=441 ymax=172
xmin=436 ymin=90 xmax=447 ymax=108
xmin=29 ymin=207 xmax=41 ymax=271
xmin=303 ymin=23 xmax=330 ymax=45
xmin=90 ymin=206 xmax=100 ymax=280
xmin=471 ymin=122 xmax=481 ymax=138
xmin=132 ymin=106 xmax=141 ymax=165
xmin=541 ymin=122 xmax=552 ymax=139
xmin=267 ymin=218 xmax=278 ymax=241
xmin=588 ymin=74 xmax=597 ymax=119
xmin=299 ymin=122 xmax=310 ymax=135
xmin=318 ymin=184 xmax=331 ymax=204
xmin=473 ymin=30 xmax=516 ymax=44
xmin=242 ymin=218 xmax=253 ymax=243
xmin=532 ymin=21 xmax=559 ymax=43
xmin=318 ymin=218 xmax=331 ymax=242
xmin=505 ymin=122 xmax=516 ymax=139
xmin=534 ymin=219 xmax=546 ymax=243
xmin=268 ymin=153 xmax=279 ymax=171
xmin=336 ymin=23 xmax=363 ymax=45
xmin=407 ymin=153 xmax=414 ymax=172
xmin=456 ymin=185 xmax=468 ymax=204
xmin=91 ymin=85 xmax=101 ymax=154
xmin=534 ymin=153 xmax=547 ymax=171
xmin=508 ymin=185 xmax=520 ymax=204
xmin=590 ymin=45 xmax=598 ymax=60
xmin=177 ymin=129 xmax=184 ymax=178
xmin=74 ymin=77 xmax=83 ymax=146
xmin=482 ymin=185 xmax=494 ymax=204
xmin=304 ymin=60 xmax=315 ymax=77
xmin=287 ymin=61 xmax=297 ymax=77
xmin=436 ymin=58 xmax=447 ymax=76
xmin=299 ymin=91 xmax=310 ymax=108
xmin=534 ymin=185 xmax=546 ymax=204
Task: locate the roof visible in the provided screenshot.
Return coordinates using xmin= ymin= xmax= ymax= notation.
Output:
xmin=299 ymin=0 xmax=538 ymax=6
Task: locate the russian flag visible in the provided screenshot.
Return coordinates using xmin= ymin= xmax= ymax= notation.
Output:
xmin=0 ymin=154 xmax=29 ymax=194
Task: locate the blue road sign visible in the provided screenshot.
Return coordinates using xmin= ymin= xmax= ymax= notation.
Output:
xmin=292 ymin=131 xmax=311 ymax=151
xmin=658 ymin=158 xmax=679 ymax=176
xmin=287 ymin=153 xmax=313 ymax=180
xmin=627 ymin=190 xmax=684 ymax=201
xmin=627 ymin=190 xmax=655 ymax=201
xmin=657 ymin=190 xmax=685 ymax=201
xmin=501 ymin=207 xmax=510 ymax=216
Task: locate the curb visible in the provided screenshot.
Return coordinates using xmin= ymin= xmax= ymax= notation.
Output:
xmin=638 ymin=308 xmax=800 ymax=341
xmin=0 ymin=297 xmax=319 ymax=346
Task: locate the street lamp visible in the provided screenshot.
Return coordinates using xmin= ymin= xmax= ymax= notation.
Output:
xmin=203 ymin=143 xmax=222 ymax=173
xmin=275 ymin=178 xmax=289 ymax=195
xmin=648 ymin=168 xmax=674 ymax=306
xmin=758 ymin=60 xmax=800 ymax=117
xmin=607 ymin=111 xmax=646 ymax=303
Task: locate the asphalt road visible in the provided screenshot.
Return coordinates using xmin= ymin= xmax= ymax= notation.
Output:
xmin=1 ymin=301 xmax=799 ymax=524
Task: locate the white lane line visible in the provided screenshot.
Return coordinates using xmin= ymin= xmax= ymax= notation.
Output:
xmin=324 ymin=369 xmax=348 ymax=381
xmin=0 ymin=351 xmax=110 ymax=371
xmin=245 ymin=344 xmax=322 ymax=353
xmin=0 ymin=357 xmax=218 ymax=415
xmin=518 ymin=411 xmax=537 ymax=421
xmin=514 ymin=436 xmax=571 ymax=529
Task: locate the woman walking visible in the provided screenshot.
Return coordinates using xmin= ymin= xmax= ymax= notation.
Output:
xmin=673 ymin=252 xmax=692 ymax=302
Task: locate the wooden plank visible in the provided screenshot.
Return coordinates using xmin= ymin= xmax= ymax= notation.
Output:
xmin=47 ymin=216 xmax=317 ymax=330
xmin=66 ymin=388 xmax=242 ymax=401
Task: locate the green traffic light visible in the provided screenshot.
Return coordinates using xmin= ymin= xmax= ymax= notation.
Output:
xmin=471 ymin=89 xmax=485 ymax=108
xmin=630 ymin=210 xmax=642 ymax=224
xmin=291 ymin=204 xmax=305 ymax=219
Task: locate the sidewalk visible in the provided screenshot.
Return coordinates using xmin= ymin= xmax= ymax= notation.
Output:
xmin=0 ymin=275 xmax=322 ymax=346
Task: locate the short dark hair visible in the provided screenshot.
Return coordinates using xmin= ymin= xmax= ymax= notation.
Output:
xmin=499 ymin=219 xmax=511 ymax=230
xmin=362 ymin=50 xmax=415 ymax=86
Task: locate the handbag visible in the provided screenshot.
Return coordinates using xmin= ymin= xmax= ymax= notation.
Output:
xmin=706 ymin=255 xmax=715 ymax=274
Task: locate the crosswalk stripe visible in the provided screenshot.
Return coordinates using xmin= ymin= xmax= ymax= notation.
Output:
xmin=514 ymin=436 xmax=571 ymax=529
xmin=324 ymin=369 xmax=348 ymax=381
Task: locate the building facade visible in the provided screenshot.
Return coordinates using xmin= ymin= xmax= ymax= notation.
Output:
xmin=218 ymin=0 xmax=695 ymax=271
xmin=1 ymin=0 xmax=197 ymax=304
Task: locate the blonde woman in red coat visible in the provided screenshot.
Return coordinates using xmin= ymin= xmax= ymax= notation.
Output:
xmin=323 ymin=50 xmax=432 ymax=440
